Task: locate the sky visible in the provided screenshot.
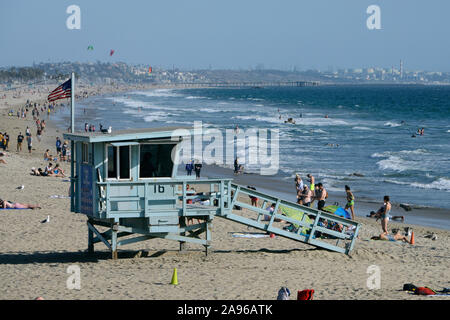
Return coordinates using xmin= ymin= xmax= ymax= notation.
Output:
xmin=1 ymin=0 xmax=449 ymax=71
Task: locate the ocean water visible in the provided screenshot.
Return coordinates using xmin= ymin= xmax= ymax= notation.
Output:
xmin=53 ymin=85 xmax=450 ymax=209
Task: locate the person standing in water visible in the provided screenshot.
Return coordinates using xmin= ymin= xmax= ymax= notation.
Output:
xmin=344 ymin=185 xmax=355 ymax=220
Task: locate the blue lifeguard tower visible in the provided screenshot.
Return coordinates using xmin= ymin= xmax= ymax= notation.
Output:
xmin=64 ymin=127 xmax=360 ymax=259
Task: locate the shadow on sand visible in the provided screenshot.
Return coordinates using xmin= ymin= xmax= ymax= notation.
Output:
xmin=0 ymin=247 xmax=321 ymax=265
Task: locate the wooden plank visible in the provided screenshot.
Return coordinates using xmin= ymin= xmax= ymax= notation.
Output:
xmin=117 ymin=235 xmax=154 ymax=247
xmin=87 ymin=221 xmax=111 ymax=250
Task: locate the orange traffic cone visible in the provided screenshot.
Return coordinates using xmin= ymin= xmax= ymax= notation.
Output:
xmin=410 ymin=231 xmax=415 ymax=245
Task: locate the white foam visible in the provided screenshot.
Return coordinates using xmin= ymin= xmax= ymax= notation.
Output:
xmin=376 ymin=156 xmax=428 ymax=172
xmin=384 ymin=121 xmax=402 ymax=127
xmin=185 ymin=95 xmax=205 ymax=100
xmin=383 ymin=179 xmax=411 ymax=186
xmin=376 ymin=156 xmax=411 ymax=172
xmin=143 ymin=112 xmax=168 ymax=122
xmin=320 ymin=178 xmax=343 ymax=192
xmin=232 ymin=115 xmax=283 ymax=124
xmin=371 ymin=149 xmax=429 ymax=158
xmin=199 ymin=108 xmax=222 ymax=113
xmin=165 ymin=120 xmax=192 ymax=125
xmin=296 ymin=117 xmax=348 ymax=127
xmin=352 ymin=126 xmax=373 ymax=131
xmin=232 ymin=115 xmax=348 ymax=126
xmin=385 ymin=178 xmax=450 ymax=192
xmin=411 ymin=178 xmax=450 ymax=192
xmin=309 ymin=129 xmax=327 ymax=134
xmin=131 ymin=89 xmax=181 ymax=98
xmin=107 ymin=97 xmax=163 ymax=111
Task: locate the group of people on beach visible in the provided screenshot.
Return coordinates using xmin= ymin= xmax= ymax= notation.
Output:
xmin=31 ymin=162 xmax=66 ymax=177
xmin=293 ymin=173 xmax=413 ymax=242
xmin=368 ymin=195 xmax=413 ymax=243
xmin=3 ymin=99 xmax=64 ymax=155
xmin=84 ymin=122 xmax=96 ymax=132
xmin=294 ymin=174 xmax=348 ymax=215
xmin=11 ymin=100 xmax=57 ymax=120
xmin=29 ymin=137 xmax=69 ymax=178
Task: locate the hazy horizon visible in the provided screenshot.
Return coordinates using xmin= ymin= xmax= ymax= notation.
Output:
xmin=1 ymin=1 xmax=449 ymax=72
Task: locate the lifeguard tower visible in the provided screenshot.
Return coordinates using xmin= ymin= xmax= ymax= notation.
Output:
xmin=64 ymin=127 xmax=360 ymax=259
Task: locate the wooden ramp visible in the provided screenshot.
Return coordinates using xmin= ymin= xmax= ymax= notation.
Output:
xmin=216 ymin=184 xmax=360 ymax=255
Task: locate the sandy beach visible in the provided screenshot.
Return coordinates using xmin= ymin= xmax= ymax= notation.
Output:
xmin=0 ymin=86 xmax=449 ymax=300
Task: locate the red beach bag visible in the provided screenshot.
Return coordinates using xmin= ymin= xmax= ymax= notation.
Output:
xmin=297 ymin=289 xmax=314 ymax=300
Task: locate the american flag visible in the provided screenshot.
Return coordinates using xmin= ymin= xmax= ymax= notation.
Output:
xmin=48 ymin=79 xmax=72 ymax=102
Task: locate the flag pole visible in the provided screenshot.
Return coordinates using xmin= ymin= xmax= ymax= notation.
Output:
xmin=71 ymin=72 xmax=75 ymax=133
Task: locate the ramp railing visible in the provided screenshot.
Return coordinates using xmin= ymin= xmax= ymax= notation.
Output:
xmin=96 ymin=178 xmax=233 ymax=219
xmin=217 ymin=184 xmax=360 ymax=255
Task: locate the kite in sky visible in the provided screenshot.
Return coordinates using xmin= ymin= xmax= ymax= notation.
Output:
xmin=110 ymin=49 xmax=115 ymax=56
xmin=87 ymin=45 xmax=94 ymax=50
xmin=148 ymin=67 xmax=152 ymax=74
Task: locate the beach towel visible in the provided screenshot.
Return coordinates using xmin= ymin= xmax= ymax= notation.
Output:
xmin=414 ymin=287 xmax=436 ymax=295
xmin=297 ymin=289 xmax=314 ymax=300
xmin=279 ymin=205 xmax=313 ymax=235
xmin=231 ymin=232 xmax=270 ymax=238
xmin=322 ymin=205 xmax=352 ymax=219
xmin=50 ymin=195 xmax=70 ymax=199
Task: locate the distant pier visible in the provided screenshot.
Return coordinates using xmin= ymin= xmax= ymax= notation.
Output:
xmin=177 ymin=81 xmax=320 ymax=88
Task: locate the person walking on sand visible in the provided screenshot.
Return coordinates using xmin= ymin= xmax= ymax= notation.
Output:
xmin=17 ymin=132 xmax=24 ymax=152
xmin=345 ymin=185 xmax=355 ymax=220
xmin=234 ymin=157 xmax=244 ymax=175
xmin=194 ymin=161 xmax=202 ymax=180
xmin=36 ymin=126 xmax=42 ymax=143
xmin=56 ymin=137 xmax=62 ymax=157
xmin=185 ymin=160 xmax=193 ymax=176
xmin=27 ymin=134 xmax=32 ymax=154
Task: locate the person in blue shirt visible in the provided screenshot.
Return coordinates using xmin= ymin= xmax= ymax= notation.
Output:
xmin=56 ymin=137 xmax=62 ymax=156
xmin=185 ymin=160 xmax=193 ymax=176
